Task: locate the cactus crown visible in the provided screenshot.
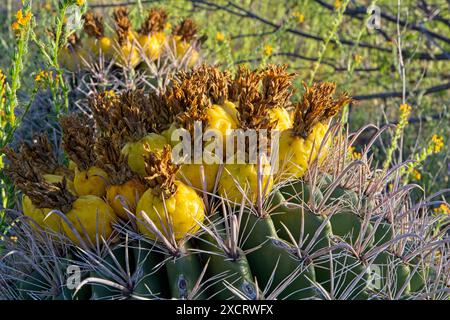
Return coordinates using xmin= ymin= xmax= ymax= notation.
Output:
xmin=83 ymin=11 xmax=105 ymax=39
xmin=113 ymin=7 xmax=132 ymax=45
xmin=143 ymin=145 xmax=179 ymax=198
xmin=60 ymin=114 xmax=97 ymax=171
xmin=172 ymin=18 xmax=198 ymax=42
xmin=139 ymin=8 xmax=168 ymax=35
xmin=292 ymin=82 xmax=352 ymax=139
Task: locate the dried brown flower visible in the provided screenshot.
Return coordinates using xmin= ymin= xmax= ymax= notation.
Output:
xmin=21 ymin=178 xmax=76 ymax=213
xmin=83 ymin=11 xmax=104 ymax=39
xmin=60 ymin=113 xmax=97 ymax=171
xmin=292 ymin=82 xmax=353 ymax=138
xmin=139 ymin=7 xmax=168 ymax=35
xmin=172 ymin=18 xmax=197 ymax=42
xmin=94 ymin=133 xmax=138 ymax=185
xmin=143 ymin=145 xmax=179 ymax=198
xmin=113 ymin=7 xmax=132 ymax=45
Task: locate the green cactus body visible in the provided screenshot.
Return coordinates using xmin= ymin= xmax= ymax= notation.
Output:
xmin=277 ymin=179 xmax=323 ymax=206
xmin=330 ymin=212 xmax=374 ymax=248
xmin=240 ymin=211 xmax=317 ymax=299
xmin=408 ymin=257 xmax=429 ymax=293
xmin=18 ymin=270 xmax=53 ymax=300
xmin=90 ymin=246 xmax=129 ymax=300
xmin=270 ymin=190 xmax=332 ymax=252
xmin=314 ymin=250 xmax=369 ymax=299
xmin=165 ymin=242 xmax=205 ymax=299
xmin=197 ymin=218 xmax=257 ymax=300
xmin=132 ymin=240 xmax=167 ymax=298
xmin=372 ymin=252 xmax=412 ymax=297
xmin=372 ymin=220 xmax=394 ymax=247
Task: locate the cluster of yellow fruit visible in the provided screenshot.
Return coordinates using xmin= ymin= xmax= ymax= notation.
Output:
xmin=5 ymin=64 xmax=351 ymax=247
xmin=59 ymin=7 xmax=200 ymax=71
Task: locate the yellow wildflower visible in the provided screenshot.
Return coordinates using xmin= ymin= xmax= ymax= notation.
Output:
xmin=76 ymin=0 xmax=85 ymax=6
xmin=35 ymin=70 xmax=47 ymax=82
xmin=411 ymin=168 xmax=421 ymax=180
xmin=354 ymin=54 xmax=363 ymax=64
xmin=400 ymin=103 xmax=412 ymax=114
xmin=12 ymin=9 xmax=32 ymax=30
xmin=165 ymin=22 xmax=172 ymax=30
xmin=348 ymin=146 xmax=362 ymax=159
xmin=0 ymin=69 xmax=5 ymax=83
xmin=431 ymin=134 xmax=444 ymax=153
xmin=9 ymin=235 xmax=18 ymax=243
xmin=216 ymin=32 xmax=225 ymax=42
xmin=433 ymin=204 xmax=450 ymax=215
xmin=334 ymin=0 xmax=343 ymax=9
xmin=263 ymin=44 xmax=273 ymax=56
xmin=292 ymin=11 xmax=305 ymax=24
xmin=104 ymin=90 xmax=116 ymax=98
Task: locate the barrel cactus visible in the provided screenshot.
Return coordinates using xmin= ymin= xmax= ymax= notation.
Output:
xmin=1 ymin=64 xmax=448 ymax=300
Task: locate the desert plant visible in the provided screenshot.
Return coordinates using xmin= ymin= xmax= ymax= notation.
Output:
xmin=0 ymin=63 xmax=448 ymax=300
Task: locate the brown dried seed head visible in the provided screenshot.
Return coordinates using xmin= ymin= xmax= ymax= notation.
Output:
xmin=260 ymin=64 xmax=296 ymax=109
xmin=67 ymin=32 xmax=81 ymax=49
xmin=21 ymin=178 xmax=76 ymax=213
xmin=89 ymin=91 xmax=119 ymax=134
xmin=293 ymin=82 xmax=353 ymax=139
xmin=172 ymin=18 xmax=198 ymax=42
xmin=2 ymin=146 xmax=43 ymax=188
xmin=60 ymin=113 xmax=97 ymax=171
xmin=83 ymin=11 xmax=105 ymax=39
xmin=139 ymin=7 xmax=168 ymax=35
xmin=113 ymin=7 xmax=132 ymax=45
xmin=143 ymin=145 xmax=179 ymax=198
xmin=232 ymin=65 xmax=277 ymax=131
xmin=94 ymin=133 xmax=137 ymax=185
xmin=90 ymin=90 xmax=154 ymax=142
xmin=17 ymin=134 xmax=60 ymax=175
xmin=165 ymin=68 xmax=210 ymax=134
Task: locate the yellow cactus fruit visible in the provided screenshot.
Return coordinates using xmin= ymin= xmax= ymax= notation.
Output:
xmin=277 ymin=82 xmax=352 ymax=180
xmin=221 ymin=100 xmax=238 ymax=124
xmin=106 ymin=178 xmax=146 ymax=220
xmin=63 ymin=195 xmax=117 ymax=245
xmin=137 ymin=181 xmax=205 ymax=241
xmin=172 ymin=19 xmax=200 ymax=67
xmin=177 ymin=163 xmax=219 ymax=193
xmin=137 ymin=8 xmax=168 ymax=60
xmin=73 ymin=166 xmax=108 ymax=197
xmin=113 ymin=7 xmax=141 ymax=68
xmin=60 ymin=114 xmax=109 ymax=197
xmin=22 ymin=195 xmax=62 ymax=233
xmin=136 ymin=146 xmax=205 ymax=241
xmin=175 ymin=38 xmax=199 ymax=67
xmin=218 ymin=163 xmax=273 ymax=204
xmin=121 ymin=133 xmax=168 ymax=176
xmin=83 ymin=11 xmax=114 ymax=60
xmin=43 ymin=174 xmax=77 ymax=196
xmin=138 ymin=32 xmax=166 ymax=60
xmin=278 ymin=122 xmax=329 ymax=179
xmin=268 ymin=107 xmax=292 ymax=131
xmin=206 ymin=104 xmax=238 ymax=137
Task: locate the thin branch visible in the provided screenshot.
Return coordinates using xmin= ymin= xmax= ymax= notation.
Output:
xmin=353 ymin=81 xmax=450 ymax=100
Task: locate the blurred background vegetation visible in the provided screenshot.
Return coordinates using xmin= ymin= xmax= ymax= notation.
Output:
xmin=0 ymin=0 xmax=448 ymax=197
